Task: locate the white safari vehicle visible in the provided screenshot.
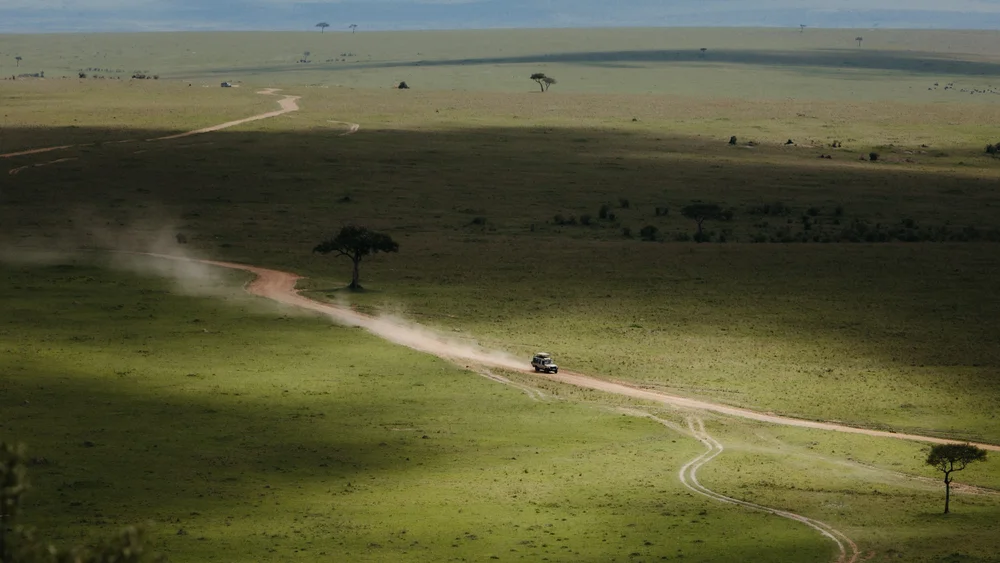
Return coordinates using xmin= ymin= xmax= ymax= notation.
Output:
xmin=530 ymin=352 xmax=559 ymax=374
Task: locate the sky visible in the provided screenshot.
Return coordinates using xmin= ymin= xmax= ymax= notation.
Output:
xmin=4 ymin=0 xmax=1000 ymax=33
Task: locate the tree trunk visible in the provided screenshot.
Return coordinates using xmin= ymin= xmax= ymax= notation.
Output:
xmin=696 ymin=218 xmax=705 ymax=240
xmin=350 ymin=257 xmax=361 ymax=289
xmin=944 ymin=474 xmax=951 ymax=514
xmin=536 ymin=81 xmax=544 ymax=92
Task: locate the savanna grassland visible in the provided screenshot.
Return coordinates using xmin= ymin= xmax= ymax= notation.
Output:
xmin=2 ymin=27 xmax=1000 ymax=562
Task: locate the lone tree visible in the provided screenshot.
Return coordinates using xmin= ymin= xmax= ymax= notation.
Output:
xmin=856 ymin=36 xmax=863 ymax=47
xmin=800 ymin=24 xmax=807 ymax=33
xmin=313 ymin=226 xmax=399 ymax=290
xmin=681 ymin=203 xmax=724 ymax=242
xmin=316 ymin=22 xmax=330 ymax=32
xmin=926 ymin=444 xmax=988 ymax=514
xmin=14 ymin=56 xmax=21 ymax=67
xmin=530 ymin=73 xmax=554 ymax=92
xmin=349 ymin=24 xmax=358 ymax=34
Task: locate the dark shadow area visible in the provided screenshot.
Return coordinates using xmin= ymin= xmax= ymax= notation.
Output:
xmin=2 ymin=123 xmax=999 ymax=439
xmin=180 ymin=48 xmax=1000 ymax=78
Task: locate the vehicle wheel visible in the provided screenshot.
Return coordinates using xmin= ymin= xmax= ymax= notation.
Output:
xmin=552 ymin=368 xmax=558 ymax=374
xmin=534 ymin=367 xmax=540 ymax=372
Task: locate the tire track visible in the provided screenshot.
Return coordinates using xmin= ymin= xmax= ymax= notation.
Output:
xmin=677 ymin=416 xmax=860 ymax=563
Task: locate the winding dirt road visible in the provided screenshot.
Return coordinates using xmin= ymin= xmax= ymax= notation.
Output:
xmin=150 ymin=89 xmax=301 ymax=141
xmin=3 ymin=87 xmax=357 ymax=173
xmin=191 ymin=257 xmax=999 ymax=452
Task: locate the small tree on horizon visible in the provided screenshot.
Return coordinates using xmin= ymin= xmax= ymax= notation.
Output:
xmin=313 ymin=226 xmax=399 ymax=290
xmin=349 ymin=24 xmax=358 ymax=34
xmin=530 ymin=73 xmax=550 ymax=92
xmin=316 ymin=22 xmax=330 ymax=32
xmin=14 ymin=56 xmax=21 ymax=67
xmin=800 ymin=24 xmax=807 ymax=33
xmin=856 ymin=36 xmax=864 ymax=47
xmin=926 ymin=444 xmax=988 ymax=514
xmin=542 ymin=76 xmax=557 ymax=91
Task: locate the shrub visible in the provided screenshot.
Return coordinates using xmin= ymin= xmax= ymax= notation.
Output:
xmin=986 ymin=144 xmax=997 ymax=155
xmin=674 ymin=232 xmax=692 ymax=242
xmin=553 ymin=214 xmax=566 ymax=225
xmin=619 ymin=198 xmax=630 ymax=209
xmin=748 ymin=201 xmax=790 ymax=216
xmin=869 ymin=152 xmax=880 ymax=162
xmin=834 ymin=205 xmax=844 ymax=217
xmin=580 ymin=214 xmax=592 ymax=226
xmin=693 ymin=231 xmax=710 ymax=243
xmin=471 ymin=217 xmax=487 ymax=226
xmin=622 ymin=227 xmax=633 ymax=238
xmin=639 ymin=225 xmax=658 ymax=241
xmin=175 ymin=233 xmax=188 ymax=244
xmin=722 ymin=208 xmax=734 ymax=221
xmin=607 ymin=212 xmax=616 ymax=221
xmin=598 ymin=204 xmax=611 ymax=219
xmin=807 ymin=206 xmax=821 ymax=216
xmin=655 ymin=206 xmax=669 ymax=217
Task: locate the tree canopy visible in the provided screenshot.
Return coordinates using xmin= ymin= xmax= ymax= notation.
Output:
xmin=926 ymin=443 xmax=988 ymax=513
xmin=681 ymin=203 xmax=725 ymax=241
xmin=530 ymin=73 xmax=556 ymax=92
xmin=313 ymin=226 xmax=399 ymax=290
xmin=316 ymin=22 xmax=330 ymax=32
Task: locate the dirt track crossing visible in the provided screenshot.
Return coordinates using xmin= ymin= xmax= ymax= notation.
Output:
xmin=678 ymin=417 xmax=860 ymax=563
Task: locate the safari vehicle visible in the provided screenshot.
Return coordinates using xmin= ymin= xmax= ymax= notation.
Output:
xmin=531 ymin=352 xmax=559 ymax=374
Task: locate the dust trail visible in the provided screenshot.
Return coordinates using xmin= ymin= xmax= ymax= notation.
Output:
xmin=149 ymin=255 xmax=1000 ymax=453
xmin=145 ymin=255 xmax=528 ymax=370
xmin=328 ymin=120 xmax=360 ymax=136
xmin=674 ymin=416 xmax=860 ymax=563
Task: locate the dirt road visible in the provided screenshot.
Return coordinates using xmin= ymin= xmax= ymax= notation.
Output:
xmin=183 ymin=256 xmax=998 ymax=453
xmin=1 ymin=88 xmax=315 ymax=166
xmin=150 ymin=89 xmax=301 ymax=141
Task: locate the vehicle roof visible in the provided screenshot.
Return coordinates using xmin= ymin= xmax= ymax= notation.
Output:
xmin=534 ymin=352 xmax=551 ymax=357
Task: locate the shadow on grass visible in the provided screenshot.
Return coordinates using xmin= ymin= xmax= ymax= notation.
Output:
xmin=1 ymin=124 xmax=999 ymax=433
xmin=184 ymin=48 xmax=1000 ymax=78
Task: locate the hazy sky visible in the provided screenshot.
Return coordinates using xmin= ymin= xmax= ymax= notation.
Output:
xmin=4 ymin=0 xmax=1000 ymax=32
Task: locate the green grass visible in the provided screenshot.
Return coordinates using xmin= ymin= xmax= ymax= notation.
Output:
xmin=2 ymin=30 xmax=1000 ymax=561
xmin=2 ymin=260 xmax=841 ymax=562
xmin=4 ymin=28 xmax=1000 ymax=100
xmin=3 ymin=261 xmax=998 ymax=562
xmin=2 ymin=81 xmax=999 ymax=443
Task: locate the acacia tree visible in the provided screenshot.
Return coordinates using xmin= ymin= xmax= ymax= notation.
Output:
xmin=542 ymin=76 xmax=557 ymax=91
xmin=926 ymin=444 xmax=988 ymax=514
xmin=349 ymin=24 xmax=358 ymax=34
xmin=530 ymin=73 xmax=551 ymax=92
xmin=316 ymin=22 xmax=330 ymax=32
xmin=14 ymin=56 xmax=21 ymax=67
xmin=856 ymin=36 xmax=863 ymax=47
xmin=313 ymin=226 xmax=399 ymax=290
xmin=681 ymin=203 xmax=724 ymax=242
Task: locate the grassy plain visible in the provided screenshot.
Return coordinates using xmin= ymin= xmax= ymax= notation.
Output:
xmin=2 ymin=27 xmax=1000 ymax=562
